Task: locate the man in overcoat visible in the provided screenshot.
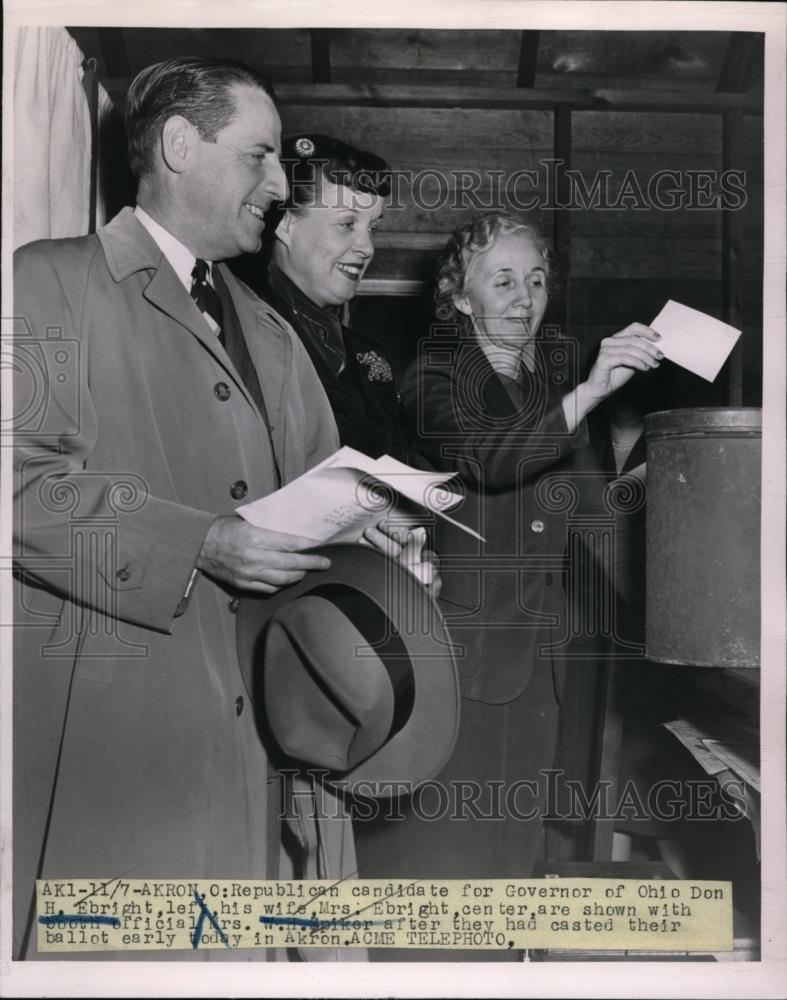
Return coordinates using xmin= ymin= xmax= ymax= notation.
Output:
xmin=12 ymin=56 xmax=346 ymax=960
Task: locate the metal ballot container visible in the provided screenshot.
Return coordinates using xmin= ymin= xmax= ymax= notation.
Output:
xmin=645 ymin=408 xmax=761 ymax=667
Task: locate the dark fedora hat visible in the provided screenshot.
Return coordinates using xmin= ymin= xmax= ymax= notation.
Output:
xmin=236 ymin=544 xmax=459 ymax=798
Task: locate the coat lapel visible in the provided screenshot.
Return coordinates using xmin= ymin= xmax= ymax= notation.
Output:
xmin=220 ymin=265 xmax=291 ymax=459
xmin=463 ymin=342 xmax=548 ymax=420
xmin=142 ymin=263 xmax=244 ymax=372
xmin=99 ymin=209 xmax=294 ymax=471
xmin=458 ymin=344 xmax=521 ymax=419
xmin=98 ymin=208 xmax=259 ymax=409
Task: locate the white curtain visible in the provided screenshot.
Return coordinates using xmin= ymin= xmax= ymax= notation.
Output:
xmin=95 ymin=84 xmax=116 ymax=230
xmin=14 ymin=26 xmax=111 ymax=249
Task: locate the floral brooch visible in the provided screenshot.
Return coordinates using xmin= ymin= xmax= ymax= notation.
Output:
xmin=294 ymin=137 xmax=316 ymax=158
xmin=356 ymin=350 xmax=393 ymax=383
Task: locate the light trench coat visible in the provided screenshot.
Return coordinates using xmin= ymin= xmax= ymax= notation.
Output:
xmin=12 ymin=207 xmax=356 ymax=961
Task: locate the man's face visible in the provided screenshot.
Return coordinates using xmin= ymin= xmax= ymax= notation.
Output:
xmin=185 ymin=84 xmax=287 ymax=261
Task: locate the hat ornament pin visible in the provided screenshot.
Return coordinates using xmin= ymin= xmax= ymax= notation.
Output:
xmin=294 ymin=137 xmax=316 ymax=158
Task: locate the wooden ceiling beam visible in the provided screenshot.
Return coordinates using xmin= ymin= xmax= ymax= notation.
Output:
xmin=516 ymin=31 xmax=540 ymax=88
xmin=100 ymin=80 xmax=764 ymax=115
xmin=274 ymin=82 xmax=763 ymax=114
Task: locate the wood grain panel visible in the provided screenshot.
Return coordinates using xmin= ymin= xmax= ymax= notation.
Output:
xmin=565 ymin=162 xmax=726 ymax=240
xmin=329 ymin=68 xmax=519 ymax=88
xmin=380 ymin=194 xmax=553 ymax=237
xmin=280 ymin=106 xmax=554 ymax=150
xmin=570 ymin=151 xmax=722 ymax=176
xmin=364 ymin=248 xmax=443 ymax=283
xmin=121 ymin=27 xmax=312 ymax=75
xmin=536 ymin=71 xmax=724 ymax=94
xmin=537 ymin=30 xmax=731 ymax=86
xmin=569 ymin=278 xmax=723 ymax=324
xmin=274 ymin=83 xmax=762 ymax=112
xmin=570 ymin=213 xmax=721 ymax=238
xmin=571 ymin=237 xmax=721 ymax=280
xmin=329 ymin=28 xmax=520 ymax=72
xmin=573 ymin=112 xmax=722 ymax=153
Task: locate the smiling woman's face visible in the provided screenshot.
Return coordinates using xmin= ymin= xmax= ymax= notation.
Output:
xmin=275 ymin=178 xmax=385 ymax=308
xmin=454 ymin=231 xmax=548 ymax=350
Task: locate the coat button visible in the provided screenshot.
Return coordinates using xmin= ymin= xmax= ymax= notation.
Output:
xmin=230 ymin=480 xmax=248 ymax=500
xmin=235 ymin=696 xmax=244 ymax=717
xmin=214 ymin=382 xmax=231 ymax=401
xmin=531 ymin=519 xmax=545 ymax=533
xmin=116 ymin=567 xmax=130 ymax=582
xmin=228 ymin=596 xmax=239 ymax=613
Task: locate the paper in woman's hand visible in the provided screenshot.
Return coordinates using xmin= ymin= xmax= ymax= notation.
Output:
xmin=651 ymin=300 xmax=742 ymax=382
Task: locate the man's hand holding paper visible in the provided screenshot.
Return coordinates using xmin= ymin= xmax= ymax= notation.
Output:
xmin=236 ymin=447 xmax=477 ymax=544
xmin=234 ymin=447 xmax=468 ymax=593
xmin=197 ymin=518 xmax=332 ymax=594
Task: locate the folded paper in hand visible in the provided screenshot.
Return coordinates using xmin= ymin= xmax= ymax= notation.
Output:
xmin=237 ymin=446 xmax=481 ymax=543
xmin=650 ymin=300 xmax=742 ymax=382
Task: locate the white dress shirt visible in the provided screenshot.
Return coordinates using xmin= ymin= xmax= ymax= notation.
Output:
xmin=134 ymin=206 xmax=220 ymax=334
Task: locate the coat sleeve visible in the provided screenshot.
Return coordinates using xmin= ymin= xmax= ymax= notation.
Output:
xmin=400 ymin=351 xmax=588 ymax=490
xmin=291 ymin=329 xmax=341 ymax=470
xmin=13 ymin=241 xmax=216 ymax=634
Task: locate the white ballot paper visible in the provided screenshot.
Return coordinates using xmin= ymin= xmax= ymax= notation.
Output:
xmin=650 ymin=299 xmax=742 ymax=382
xmin=237 ymin=446 xmax=482 ymax=543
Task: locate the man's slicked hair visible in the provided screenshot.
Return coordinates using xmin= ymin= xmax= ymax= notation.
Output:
xmin=125 ymin=56 xmax=276 ymax=181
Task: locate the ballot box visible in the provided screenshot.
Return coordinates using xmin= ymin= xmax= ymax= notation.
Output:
xmin=645 ymin=408 xmax=761 ymax=668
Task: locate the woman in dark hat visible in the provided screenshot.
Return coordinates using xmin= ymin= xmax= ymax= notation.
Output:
xmin=231 ymin=132 xmax=435 ymax=576
xmin=246 ymin=133 xmax=408 ymax=462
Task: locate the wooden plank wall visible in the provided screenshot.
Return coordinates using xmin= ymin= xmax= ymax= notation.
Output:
xmin=67 ymin=26 xmax=765 ymax=405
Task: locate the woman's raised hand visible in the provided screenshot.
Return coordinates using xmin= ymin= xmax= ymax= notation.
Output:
xmin=562 ymin=323 xmax=663 ymax=433
xmin=585 ymin=323 xmax=663 ymax=400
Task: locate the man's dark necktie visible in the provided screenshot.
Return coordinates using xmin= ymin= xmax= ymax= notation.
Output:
xmin=190 ymin=258 xmax=224 ymax=340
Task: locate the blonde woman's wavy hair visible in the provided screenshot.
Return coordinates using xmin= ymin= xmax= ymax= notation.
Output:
xmin=434 ymin=212 xmax=553 ymax=325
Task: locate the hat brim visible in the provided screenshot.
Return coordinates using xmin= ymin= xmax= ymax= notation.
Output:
xmin=236 ymin=544 xmax=459 ymax=798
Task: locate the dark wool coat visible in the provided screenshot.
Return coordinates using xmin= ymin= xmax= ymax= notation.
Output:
xmin=401 ymin=336 xmax=589 ymax=703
